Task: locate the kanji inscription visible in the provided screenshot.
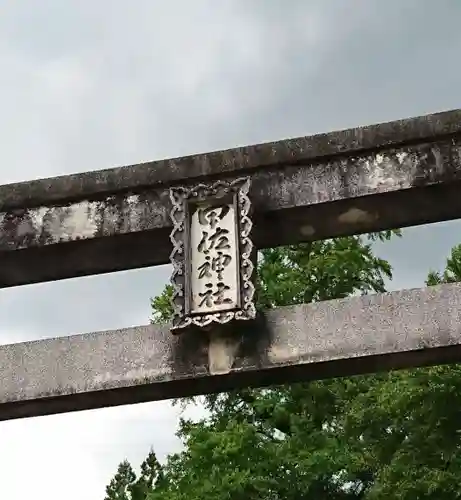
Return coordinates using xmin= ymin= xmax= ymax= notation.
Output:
xmin=190 ymin=203 xmax=239 ymax=314
xmin=169 ymin=177 xmax=256 ymax=332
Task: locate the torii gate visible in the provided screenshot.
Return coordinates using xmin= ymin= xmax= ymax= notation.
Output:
xmin=1 ymin=108 xmax=461 ymax=421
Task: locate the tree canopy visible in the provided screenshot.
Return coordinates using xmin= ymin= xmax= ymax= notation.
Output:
xmin=105 ymin=234 xmax=461 ymax=500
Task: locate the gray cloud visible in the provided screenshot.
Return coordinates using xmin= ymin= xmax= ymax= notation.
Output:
xmin=0 ymin=1 xmax=460 ymax=499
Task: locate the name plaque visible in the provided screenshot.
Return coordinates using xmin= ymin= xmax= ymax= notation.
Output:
xmin=169 ymin=177 xmax=256 ymax=333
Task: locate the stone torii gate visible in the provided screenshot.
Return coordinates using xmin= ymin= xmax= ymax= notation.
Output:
xmin=1 ymin=108 xmax=461 ymax=421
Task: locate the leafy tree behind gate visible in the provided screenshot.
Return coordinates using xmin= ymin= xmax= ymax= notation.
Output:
xmin=106 ymin=235 xmax=461 ymax=500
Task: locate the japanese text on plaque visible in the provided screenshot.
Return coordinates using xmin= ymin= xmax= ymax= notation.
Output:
xmin=189 ymin=204 xmax=239 ymax=314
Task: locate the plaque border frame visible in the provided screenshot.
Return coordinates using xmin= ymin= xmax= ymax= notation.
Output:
xmin=169 ymin=177 xmax=256 ymax=332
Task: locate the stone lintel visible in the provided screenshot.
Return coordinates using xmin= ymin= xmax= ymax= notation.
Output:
xmin=1 ymin=282 xmax=460 ymax=421
xmin=0 ymin=109 xmax=461 ymax=287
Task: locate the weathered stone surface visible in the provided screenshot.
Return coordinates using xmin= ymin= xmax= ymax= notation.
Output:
xmin=1 ymin=138 xmax=458 ymax=250
xmin=0 ymin=109 xmax=461 ymax=287
xmin=1 ymin=282 xmax=461 ymax=421
xmin=2 ymin=108 xmax=461 ymax=209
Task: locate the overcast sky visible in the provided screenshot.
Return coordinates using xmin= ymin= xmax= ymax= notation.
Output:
xmin=0 ymin=1 xmax=461 ymax=499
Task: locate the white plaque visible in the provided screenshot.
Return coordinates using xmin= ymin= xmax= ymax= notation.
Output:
xmin=189 ymin=203 xmax=239 ymax=314
xmin=169 ymin=177 xmax=256 ymax=333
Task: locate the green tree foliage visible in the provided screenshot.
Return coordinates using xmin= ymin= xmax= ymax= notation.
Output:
xmin=426 ymin=243 xmax=461 ymax=286
xmin=106 ymin=231 xmax=461 ymax=499
xmin=104 ymin=451 xmax=163 ymax=500
xmin=105 ymin=460 xmax=136 ymax=500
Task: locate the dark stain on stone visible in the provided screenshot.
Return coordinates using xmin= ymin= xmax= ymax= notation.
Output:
xmin=0 ymin=210 xmax=38 ymax=249
xmin=411 ymin=140 xmax=461 ymax=188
